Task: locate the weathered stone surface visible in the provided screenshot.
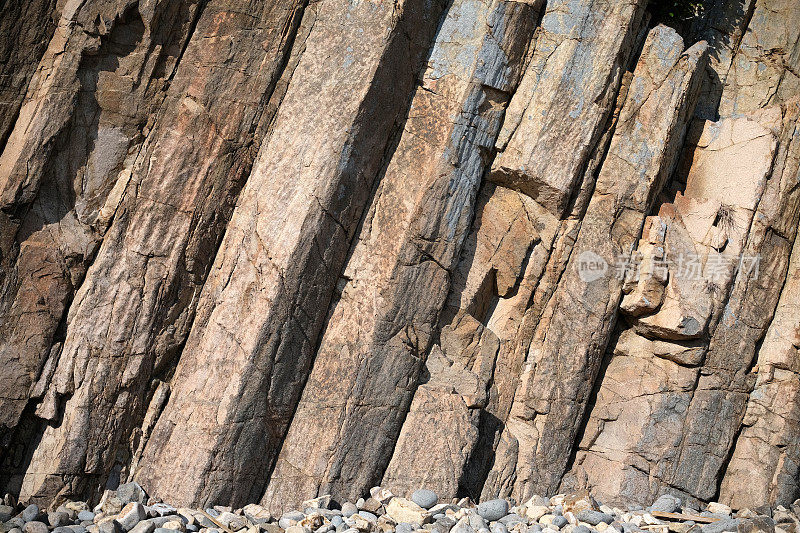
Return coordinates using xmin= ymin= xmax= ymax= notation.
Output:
xmin=12 ymin=0 xmax=308 ymax=504
xmin=1 ymin=0 xmax=800 ymax=515
xmin=135 ymin=0 xmax=446 ymax=508
xmin=0 ymin=0 xmax=203 ymax=445
xmin=485 ymin=26 xmax=708 ymax=501
xmin=489 ymin=0 xmax=648 ymax=216
xmin=261 ymin=0 xmax=540 ymax=511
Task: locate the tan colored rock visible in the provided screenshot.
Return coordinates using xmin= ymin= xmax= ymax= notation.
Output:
xmin=384 ymin=499 xmax=432 ymax=526
xmin=135 ymin=0 xmax=446 ymax=508
xmin=484 ymin=26 xmax=708 ymax=501
xmin=261 ymin=0 xmax=540 ymax=511
xmin=14 ymin=0 xmax=307 ymax=504
xmin=490 ymin=0 xmax=648 ymax=216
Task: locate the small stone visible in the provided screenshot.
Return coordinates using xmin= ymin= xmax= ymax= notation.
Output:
xmin=527 ymin=508 xmax=549 ymax=522
xmin=286 ymin=526 xmax=309 ymax=533
xmin=738 ymin=518 xmax=776 ymax=533
xmin=130 ymin=521 xmax=156 ymax=533
xmin=331 ymin=518 xmax=344 ymax=529
xmin=577 ymin=511 xmax=613 ymax=526
xmin=280 ymin=512 xmax=306 ymax=530
xmin=49 ymin=512 xmax=72 ymax=528
xmin=499 ymin=515 xmax=526 ymax=528
xmin=551 ymin=517 xmax=568 ymax=530
xmin=98 ymin=522 xmax=122 ymax=533
xmin=651 ymin=497 xmax=681 ymax=515
xmin=241 ymin=505 xmax=271 ymax=526
xmin=701 ymin=519 xmax=740 ymax=533
xmin=69 ymin=527 xmax=87 ymax=533
xmin=9 ymin=528 xmax=22 ymax=533
xmin=528 ymin=527 xmax=543 ymax=533
xmin=356 ymin=500 xmax=365 ymax=511
xmin=54 ymin=528 xmax=75 ymax=533
xmin=22 ymin=505 xmax=40 ymax=523
xmin=490 ymin=523 xmax=508 ymax=533
xmin=117 ymin=484 xmax=147 ymax=506
xmin=116 ymin=503 xmax=148 ymax=532
xmin=0 ymin=505 xmax=14 ymax=522
xmin=303 ymin=497 xmax=332 ymax=512
xmin=412 ymin=491 xmax=439 ymax=510
xmin=80 ymin=512 xmax=97 ymax=522
xmin=358 ymin=512 xmax=377 ymax=523
xmin=452 ymin=517 xmax=476 ymax=533
xmin=478 ymin=501 xmax=509 ymax=522
xmin=361 ymin=500 xmax=383 ymax=515
xmin=707 ymin=505 xmax=733 ymax=517
xmin=154 ymin=528 xmax=174 ymax=533
xmin=470 ymin=515 xmax=488 ymax=531
xmin=23 ymin=522 xmax=48 ymax=533
xmin=385 ymin=499 xmax=431 ymax=526
xmin=573 ymin=527 xmax=592 ymax=533
xmin=369 ymin=489 xmax=394 ymax=505
xmin=8 ymin=518 xmax=27 ymax=530
xmin=342 ymin=505 xmax=358 ymax=519
xmin=163 ymin=521 xmax=185 ymax=532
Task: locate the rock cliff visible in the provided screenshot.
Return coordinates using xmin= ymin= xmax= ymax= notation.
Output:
xmin=1 ymin=0 xmax=799 ymax=514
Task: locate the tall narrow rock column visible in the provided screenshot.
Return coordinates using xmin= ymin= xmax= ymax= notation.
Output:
xmin=0 ymin=0 xmax=201 ymax=463
xmin=16 ymin=0 xmax=307 ymax=504
xmin=486 ymin=27 xmax=708 ymax=501
xmin=262 ymin=0 xmax=542 ymax=511
xmin=135 ymin=0 xmax=446 ymax=508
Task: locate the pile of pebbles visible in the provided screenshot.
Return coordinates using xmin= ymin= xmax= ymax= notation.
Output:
xmin=1 ymin=483 xmax=797 ymax=533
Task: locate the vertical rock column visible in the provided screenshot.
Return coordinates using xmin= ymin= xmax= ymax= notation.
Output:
xmin=16 ymin=0 xmax=308 ymax=504
xmin=0 ymin=0 xmax=201 ymax=458
xmin=261 ymin=0 xmax=542 ymax=511
xmin=135 ymin=0 xmax=446 ymax=508
xmin=486 ymin=26 xmax=708 ymax=501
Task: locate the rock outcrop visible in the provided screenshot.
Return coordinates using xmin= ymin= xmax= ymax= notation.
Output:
xmin=1 ymin=0 xmax=799 ymax=515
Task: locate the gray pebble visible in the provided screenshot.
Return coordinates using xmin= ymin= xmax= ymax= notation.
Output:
xmin=621 ymin=523 xmax=642 ymax=533
xmin=355 ymin=499 xmax=365 ymax=510
xmin=551 ymin=516 xmax=568 ymax=529
xmin=154 ymin=528 xmax=174 ymax=533
xmin=335 ymin=525 xmax=346 ymax=533
xmin=0 ymin=504 xmax=15 ymax=522
xmin=99 ymin=521 xmax=122 ymax=533
xmin=341 ymin=503 xmax=358 ymax=518
xmin=577 ymin=511 xmax=613 ymax=526
xmin=186 ymin=526 xmax=198 ymax=533
xmin=9 ymin=529 xmax=22 ymax=533
xmin=499 ymin=514 xmax=525 ymax=528
xmin=701 ymin=519 xmax=740 ymax=533
xmin=117 ymin=483 xmax=147 ymax=506
xmin=650 ymin=496 xmax=681 ymax=514
xmin=411 ymin=490 xmax=439 ymax=510
xmin=357 ymin=512 xmax=377 ymax=522
xmin=54 ymin=528 xmax=75 ymax=533
xmin=49 ymin=512 xmax=72 ymax=528
xmin=24 ymin=522 xmax=49 ymax=533
xmin=22 ymin=505 xmax=40 ymax=523
xmin=573 ymin=526 xmax=592 ymax=533
xmin=433 ymin=514 xmax=446 ymax=520
xmin=331 ymin=517 xmax=344 ymax=528
xmin=490 ymin=522 xmax=508 ymax=533
xmin=469 ymin=515 xmax=488 ymax=531
xmin=129 ymin=521 xmax=156 ymax=533
xmin=8 ymin=518 xmax=27 ymax=530
xmin=552 ymin=506 xmax=563 ymax=517
xmin=477 ymin=500 xmax=509 ymax=522
xmin=79 ymin=511 xmax=96 ymax=522
xmin=69 ymin=526 xmax=88 ymax=533
xmin=527 ymin=526 xmax=542 ymax=533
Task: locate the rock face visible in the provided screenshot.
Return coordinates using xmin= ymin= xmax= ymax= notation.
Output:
xmin=1 ymin=0 xmax=799 ymax=514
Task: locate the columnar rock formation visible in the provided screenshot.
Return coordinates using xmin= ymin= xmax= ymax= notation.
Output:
xmin=0 ymin=0 xmax=798 ymax=514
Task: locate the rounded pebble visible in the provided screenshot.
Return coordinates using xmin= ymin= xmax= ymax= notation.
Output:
xmin=478 ymin=500 xmax=509 ymax=522
xmin=341 ymin=503 xmax=358 ymax=518
xmin=411 ymin=490 xmax=438 ymax=510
